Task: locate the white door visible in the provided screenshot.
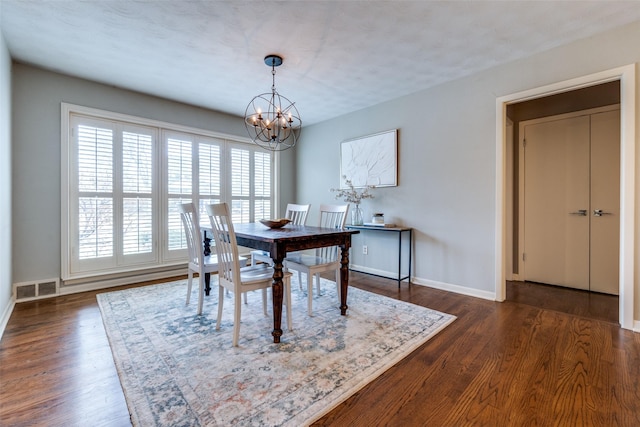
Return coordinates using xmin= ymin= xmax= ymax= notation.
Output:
xmin=522 ymin=108 xmax=620 ymax=294
xmin=523 ymin=115 xmax=590 ymax=290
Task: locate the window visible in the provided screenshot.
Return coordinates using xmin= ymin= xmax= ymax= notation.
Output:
xmin=62 ymin=104 xmax=275 ymax=281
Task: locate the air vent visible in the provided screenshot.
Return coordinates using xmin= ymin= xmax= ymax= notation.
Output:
xmin=13 ymin=278 xmax=60 ymax=302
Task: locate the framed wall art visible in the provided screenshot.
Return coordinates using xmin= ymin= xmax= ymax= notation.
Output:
xmin=340 ymin=129 xmax=397 ymax=188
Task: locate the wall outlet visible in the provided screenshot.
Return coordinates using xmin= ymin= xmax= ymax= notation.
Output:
xmin=362 ymin=245 xmax=368 ymax=255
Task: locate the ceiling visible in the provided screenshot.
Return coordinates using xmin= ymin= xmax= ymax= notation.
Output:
xmin=2 ymin=1 xmax=640 ymax=126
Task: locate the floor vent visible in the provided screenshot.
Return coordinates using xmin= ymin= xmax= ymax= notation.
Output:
xmin=13 ymin=278 xmax=60 ymax=302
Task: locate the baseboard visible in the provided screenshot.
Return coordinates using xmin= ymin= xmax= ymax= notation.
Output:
xmin=411 ymin=276 xmax=496 ymax=301
xmin=59 ymin=268 xmax=187 ymax=295
xmin=352 ymin=268 xmax=498 ymax=301
xmin=0 ymin=298 xmax=16 ymax=341
xmin=634 ymin=320 xmax=640 ymax=333
xmin=349 ymin=264 xmax=409 ymax=282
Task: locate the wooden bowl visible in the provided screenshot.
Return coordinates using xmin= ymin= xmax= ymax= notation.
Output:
xmin=259 ymin=218 xmax=291 ymax=229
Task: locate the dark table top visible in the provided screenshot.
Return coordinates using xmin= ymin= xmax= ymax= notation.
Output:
xmin=231 ymin=223 xmax=359 ymax=258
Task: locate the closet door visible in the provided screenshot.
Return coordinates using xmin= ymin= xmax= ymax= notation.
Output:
xmin=523 ymin=115 xmax=590 ymax=290
xmin=522 ymin=108 xmax=620 ymax=295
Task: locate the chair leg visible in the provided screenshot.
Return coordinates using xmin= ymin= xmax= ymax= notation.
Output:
xmin=216 ymin=285 xmax=224 ymax=330
xmin=335 ymin=269 xmax=341 ymax=300
xmin=262 ymin=288 xmax=268 ymax=316
xmin=298 ymin=270 xmax=303 ymax=291
xmin=315 ymin=273 xmax=321 ymax=296
xmin=284 ymin=277 xmax=293 ymax=331
xmin=197 ymin=274 xmax=205 ymax=315
xmin=307 ymin=272 xmax=314 ymax=316
xmin=186 ymin=270 xmax=193 ymax=305
xmin=244 ymin=291 xmax=248 ymax=305
xmin=233 ymin=291 xmax=242 ymax=347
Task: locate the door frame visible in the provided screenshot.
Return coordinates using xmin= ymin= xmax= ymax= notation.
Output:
xmin=495 ymin=64 xmax=636 ymax=330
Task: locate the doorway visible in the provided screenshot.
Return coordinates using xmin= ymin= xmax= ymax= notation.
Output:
xmin=495 ymin=64 xmax=636 ymax=330
xmin=520 ymin=106 xmax=620 ymax=295
xmin=505 ymin=280 xmax=619 ymax=324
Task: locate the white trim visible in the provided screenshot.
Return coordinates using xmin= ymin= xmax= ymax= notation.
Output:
xmin=61 ymin=104 xmax=71 ymax=282
xmin=505 ymin=118 xmax=514 ymax=281
xmin=0 ymin=299 xmax=15 ymax=341
xmin=496 ymin=64 xmax=636 ymax=330
xmin=61 ymin=103 xmax=254 ymax=144
xmin=619 ymin=65 xmax=636 ymax=330
xmin=59 ymin=267 xmax=187 ymax=295
xmin=274 ymin=151 xmax=281 ymax=217
xmin=495 ymin=99 xmax=507 ymax=301
xmin=412 ymin=276 xmax=496 ymax=301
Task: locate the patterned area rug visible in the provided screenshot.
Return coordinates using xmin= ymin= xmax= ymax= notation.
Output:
xmin=97 ymin=277 xmax=455 ymax=426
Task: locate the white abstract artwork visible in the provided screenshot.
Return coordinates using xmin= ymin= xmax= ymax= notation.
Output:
xmin=340 ymin=129 xmax=397 ymax=188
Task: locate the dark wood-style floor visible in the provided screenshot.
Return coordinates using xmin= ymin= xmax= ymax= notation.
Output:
xmin=1 ymin=273 xmax=638 ymax=426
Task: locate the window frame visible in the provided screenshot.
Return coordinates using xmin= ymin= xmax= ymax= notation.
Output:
xmin=61 ymin=103 xmax=278 ymax=282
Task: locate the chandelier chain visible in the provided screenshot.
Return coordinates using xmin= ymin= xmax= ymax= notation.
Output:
xmin=272 ymin=66 xmax=276 ymax=93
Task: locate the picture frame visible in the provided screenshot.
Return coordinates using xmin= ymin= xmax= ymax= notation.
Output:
xmin=340 ymin=129 xmax=397 ymax=188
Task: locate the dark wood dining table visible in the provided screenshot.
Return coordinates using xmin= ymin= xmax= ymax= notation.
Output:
xmin=203 ymin=223 xmax=359 ymax=343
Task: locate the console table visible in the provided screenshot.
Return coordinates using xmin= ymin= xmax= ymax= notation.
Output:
xmin=345 ymin=225 xmax=412 ymax=288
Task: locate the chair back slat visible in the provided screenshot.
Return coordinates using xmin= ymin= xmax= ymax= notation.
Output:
xmin=285 ymin=203 xmax=311 ymax=225
xmin=206 ymin=203 xmax=241 ymax=289
xmin=318 ymin=203 xmax=349 ymax=228
xmin=178 ymin=202 xmax=203 ymax=267
xmin=317 ymin=204 xmax=349 ymax=259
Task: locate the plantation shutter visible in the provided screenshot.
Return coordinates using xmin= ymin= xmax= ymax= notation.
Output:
xmin=166 ymin=136 xmax=193 ymax=252
xmin=254 ymin=150 xmax=271 ymax=220
xmin=77 ymin=123 xmax=114 ymax=261
xmin=229 ymin=143 xmax=272 ymax=223
xmin=69 ymin=115 xmax=158 ymax=276
xmin=197 ymin=138 xmax=222 ymax=219
xmin=230 ymin=147 xmax=251 ymax=223
xmin=122 ymin=131 xmax=154 ymax=256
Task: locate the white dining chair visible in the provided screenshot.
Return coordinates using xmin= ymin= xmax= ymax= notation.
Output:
xmin=285 ymin=203 xmax=349 ymax=315
xmin=178 ymin=202 xmax=249 ymax=315
xmin=250 ymin=203 xmax=311 ymax=267
xmin=206 ymin=203 xmax=293 ymax=346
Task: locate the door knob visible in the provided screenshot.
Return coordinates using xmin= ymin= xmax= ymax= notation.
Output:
xmin=569 ymin=209 xmax=588 ymax=216
xmin=593 ymin=209 xmax=612 ymax=217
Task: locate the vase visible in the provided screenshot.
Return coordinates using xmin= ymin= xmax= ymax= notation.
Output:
xmin=351 ymin=205 xmax=364 ymax=225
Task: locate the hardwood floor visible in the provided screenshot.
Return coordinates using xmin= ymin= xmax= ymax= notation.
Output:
xmin=1 ymin=273 xmax=638 ymax=426
xmin=506 ymin=280 xmax=620 ymax=324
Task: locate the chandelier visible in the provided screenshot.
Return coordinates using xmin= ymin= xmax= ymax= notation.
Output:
xmin=244 ymin=55 xmax=302 ymax=151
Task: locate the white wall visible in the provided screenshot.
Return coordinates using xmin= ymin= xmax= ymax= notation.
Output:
xmin=297 ymin=20 xmax=640 ymax=324
xmin=0 ymin=21 xmax=14 ymax=335
xmin=10 ymin=64 xmax=296 ymax=288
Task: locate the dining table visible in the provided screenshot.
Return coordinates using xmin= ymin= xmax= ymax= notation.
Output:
xmin=202 ymin=222 xmax=359 ymax=343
